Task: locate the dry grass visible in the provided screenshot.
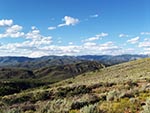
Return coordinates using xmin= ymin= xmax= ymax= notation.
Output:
xmin=1 ymin=58 xmax=150 ymax=113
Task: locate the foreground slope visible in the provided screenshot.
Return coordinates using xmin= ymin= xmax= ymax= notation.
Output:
xmin=1 ymin=58 xmax=150 ymax=113
xmin=72 ymin=57 xmax=150 ymax=85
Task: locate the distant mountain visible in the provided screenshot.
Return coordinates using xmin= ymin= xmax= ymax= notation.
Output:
xmin=0 ymin=54 xmax=149 ymax=69
xmin=77 ymin=54 xmax=149 ymax=66
xmin=0 ymin=56 xmax=34 ymax=66
xmin=0 ymin=56 xmax=83 ymax=69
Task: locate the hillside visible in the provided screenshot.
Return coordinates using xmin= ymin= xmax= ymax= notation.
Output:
xmin=0 ymin=61 xmax=104 ymax=97
xmin=0 ymin=68 xmax=35 ymax=79
xmin=1 ymin=58 xmax=150 ymax=112
xmin=0 ymin=61 xmax=104 ymax=82
xmin=34 ymin=61 xmax=104 ymax=82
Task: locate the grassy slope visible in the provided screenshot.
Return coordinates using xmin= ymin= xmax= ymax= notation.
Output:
xmin=70 ymin=58 xmax=150 ymax=85
xmin=1 ymin=58 xmax=150 ymax=113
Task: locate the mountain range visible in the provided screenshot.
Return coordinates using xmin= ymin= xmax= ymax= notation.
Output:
xmin=0 ymin=54 xmax=148 ymax=69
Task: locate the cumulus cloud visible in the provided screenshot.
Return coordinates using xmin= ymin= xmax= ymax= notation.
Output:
xmin=48 ymin=26 xmax=56 ymax=30
xmin=83 ymin=32 xmax=108 ymax=42
xmin=83 ymin=42 xmax=97 ymax=46
xmin=1 ymin=19 xmax=148 ymax=57
xmin=0 ymin=24 xmax=24 ymax=38
xmin=25 ymin=28 xmax=53 ymax=47
xmin=31 ymin=26 xmax=37 ymax=30
xmin=6 ymin=25 xmax=23 ymax=33
xmin=119 ymin=34 xmax=129 ymax=38
xmin=140 ymin=48 xmax=150 ymax=55
xmin=82 ymin=41 xmax=122 ymax=55
xmin=25 ymin=29 xmax=40 ymax=39
xmin=0 ymin=40 xmax=123 ymax=57
xmin=0 ymin=19 xmax=13 ymax=27
xmin=139 ymin=41 xmax=150 ymax=48
xmin=47 ymin=16 xmax=79 ymax=30
xmin=58 ymin=16 xmax=79 ymax=27
xmin=69 ymin=42 xmax=73 ymax=45
xmin=127 ymin=36 xmax=140 ymax=44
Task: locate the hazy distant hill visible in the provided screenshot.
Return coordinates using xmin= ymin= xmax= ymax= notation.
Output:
xmin=0 ymin=54 xmax=148 ymax=69
xmin=77 ymin=54 xmax=149 ymax=66
xmin=0 ymin=56 xmax=34 ymax=66
xmin=0 ymin=56 xmax=83 ymax=69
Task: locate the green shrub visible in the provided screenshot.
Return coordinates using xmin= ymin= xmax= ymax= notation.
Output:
xmin=107 ymin=90 xmax=119 ymax=101
xmin=71 ymin=101 xmax=88 ymax=109
xmin=30 ymin=90 xmax=52 ymax=102
xmin=80 ymin=104 xmax=101 ymax=113
xmin=141 ymin=98 xmax=150 ymax=113
xmin=38 ymin=99 xmax=72 ymax=113
xmin=6 ymin=108 xmax=22 ymax=113
xmin=56 ymin=85 xmax=91 ymax=98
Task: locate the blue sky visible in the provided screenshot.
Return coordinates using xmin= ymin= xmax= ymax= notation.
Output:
xmin=0 ymin=0 xmax=150 ymax=57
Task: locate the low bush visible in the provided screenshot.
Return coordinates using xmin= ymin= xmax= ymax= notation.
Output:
xmin=80 ymin=104 xmax=101 ymax=113
xmin=141 ymin=98 xmax=150 ymax=113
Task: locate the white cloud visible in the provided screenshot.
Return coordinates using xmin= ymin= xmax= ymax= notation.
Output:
xmin=90 ymin=14 xmax=99 ymax=18
xmin=0 ymin=34 xmax=8 ymax=38
xmin=69 ymin=42 xmax=73 ymax=45
xmin=6 ymin=25 xmax=23 ymax=33
xmin=25 ymin=28 xmax=53 ymax=47
xmin=83 ymin=42 xmax=97 ymax=46
xmin=83 ymin=32 xmax=108 ymax=42
xmin=139 ymin=42 xmax=150 ymax=48
xmin=142 ymin=48 xmax=150 ymax=55
xmin=25 ymin=29 xmax=40 ymax=39
xmin=0 ymin=24 xmax=24 ymax=38
xmin=84 ymin=36 xmax=99 ymax=42
xmin=31 ymin=26 xmax=37 ymax=30
xmin=29 ymin=51 xmax=49 ymax=58
xmin=58 ymin=16 xmax=79 ymax=27
xmin=0 ymin=40 xmax=123 ymax=57
xmin=1 ymin=19 xmax=148 ymax=57
xmin=25 ymin=28 xmax=52 ymax=47
xmin=119 ymin=34 xmax=129 ymax=38
xmin=0 ymin=19 xmax=13 ymax=27
xmin=144 ymin=48 xmax=150 ymax=51
xmin=82 ymin=41 xmax=122 ymax=55
xmin=100 ymin=41 xmax=113 ymax=47
xmin=127 ymin=36 xmax=140 ymax=44
xmin=48 ymin=26 xmax=56 ymax=30
xmin=140 ymin=32 xmax=150 ymax=35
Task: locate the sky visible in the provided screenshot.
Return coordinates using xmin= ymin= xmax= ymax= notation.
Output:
xmin=0 ymin=0 xmax=150 ymax=57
